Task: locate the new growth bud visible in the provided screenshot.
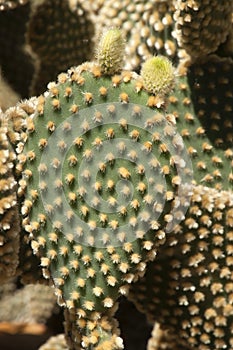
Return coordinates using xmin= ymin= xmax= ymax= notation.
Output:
xmin=141 ymin=56 xmax=175 ymax=96
xmin=96 ymin=28 xmax=125 ymax=75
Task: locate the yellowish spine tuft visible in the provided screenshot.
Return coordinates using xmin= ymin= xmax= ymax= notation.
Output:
xmin=96 ymin=28 xmax=125 ymax=75
xmin=141 ymin=56 xmax=175 ymax=96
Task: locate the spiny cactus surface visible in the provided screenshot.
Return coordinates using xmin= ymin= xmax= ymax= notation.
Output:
xmin=174 ymin=0 xmax=233 ymax=61
xmin=147 ymin=323 xmax=190 ymax=350
xmin=96 ymin=0 xmax=186 ymax=71
xmin=165 ymin=56 xmax=233 ymax=189
xmin=38 ymin=334 xmax=69 ymax=350
xmin=5 ymin=98 xmax=47 ymax=285
xmin=0 ymin=112 xmax=20 ymax=283
xmin=20 ymin=60 xmax=191 ymax=311
xmin=17 ymin=29 xmax=194 ymax=349
xmin=129 ymin=185 xmax=233 ymax=350
xmin=128 ymin=55 xmax=233 ymax=350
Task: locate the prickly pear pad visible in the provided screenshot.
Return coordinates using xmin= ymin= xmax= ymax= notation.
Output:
xmin=20 ymin=63 xmax=193 ymax=314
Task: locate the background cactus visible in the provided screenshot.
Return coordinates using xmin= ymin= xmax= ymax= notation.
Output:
xmin=0 ymin=0 xmax=34 ymax=98
xmin=147 ymin=323 xmax=187 ymax=350
xmin=174 ymin=0 xmax=233 ymax=62
xmin=127 ymin=38 xmax=233 ymax=350
xmin=26 ymin=0 xmax=95 ymax=95
xmin=38 ymin=334 xmax=69 ymax=350
xmin=0 ymin=0 xmax=28 ymax=11
xmin=0 ymin=69 xmax=20 ymax=111
xmin=0 ymin=283 xmax=56 ymax=325
xmin=0 ymin=112 xmax=20 ymax=283
xmin=0 ymin=0 xmax=94 ymax=99
xmin=129 ymin=185 xmax=233 ymax=349
xmin=96 ymin=0 xmax=189 ymax=71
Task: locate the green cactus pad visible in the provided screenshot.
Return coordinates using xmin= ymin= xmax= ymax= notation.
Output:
xmin=128 ymin=56 xmax=233 ymax=350
xmin=19 ymin=60 xmax=193 ymax=320
xmin=5 ymin=98 xmax=47 ymax=285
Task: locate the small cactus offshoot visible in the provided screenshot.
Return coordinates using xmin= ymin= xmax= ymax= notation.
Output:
xmin=96 ymin=28 xmax=125 ymax=75
xmin=141 ymin=56 xmax=176 ymax=96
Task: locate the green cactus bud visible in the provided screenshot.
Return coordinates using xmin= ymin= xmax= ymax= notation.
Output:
xmin=141 ymin=56 xmax=176 ymax=96
xmin=96 ymin=28 xmax=125 ymax=75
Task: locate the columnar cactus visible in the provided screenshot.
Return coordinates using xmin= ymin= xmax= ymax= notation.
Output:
xmin=17 ymin=29 xmax=193 ymax=349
